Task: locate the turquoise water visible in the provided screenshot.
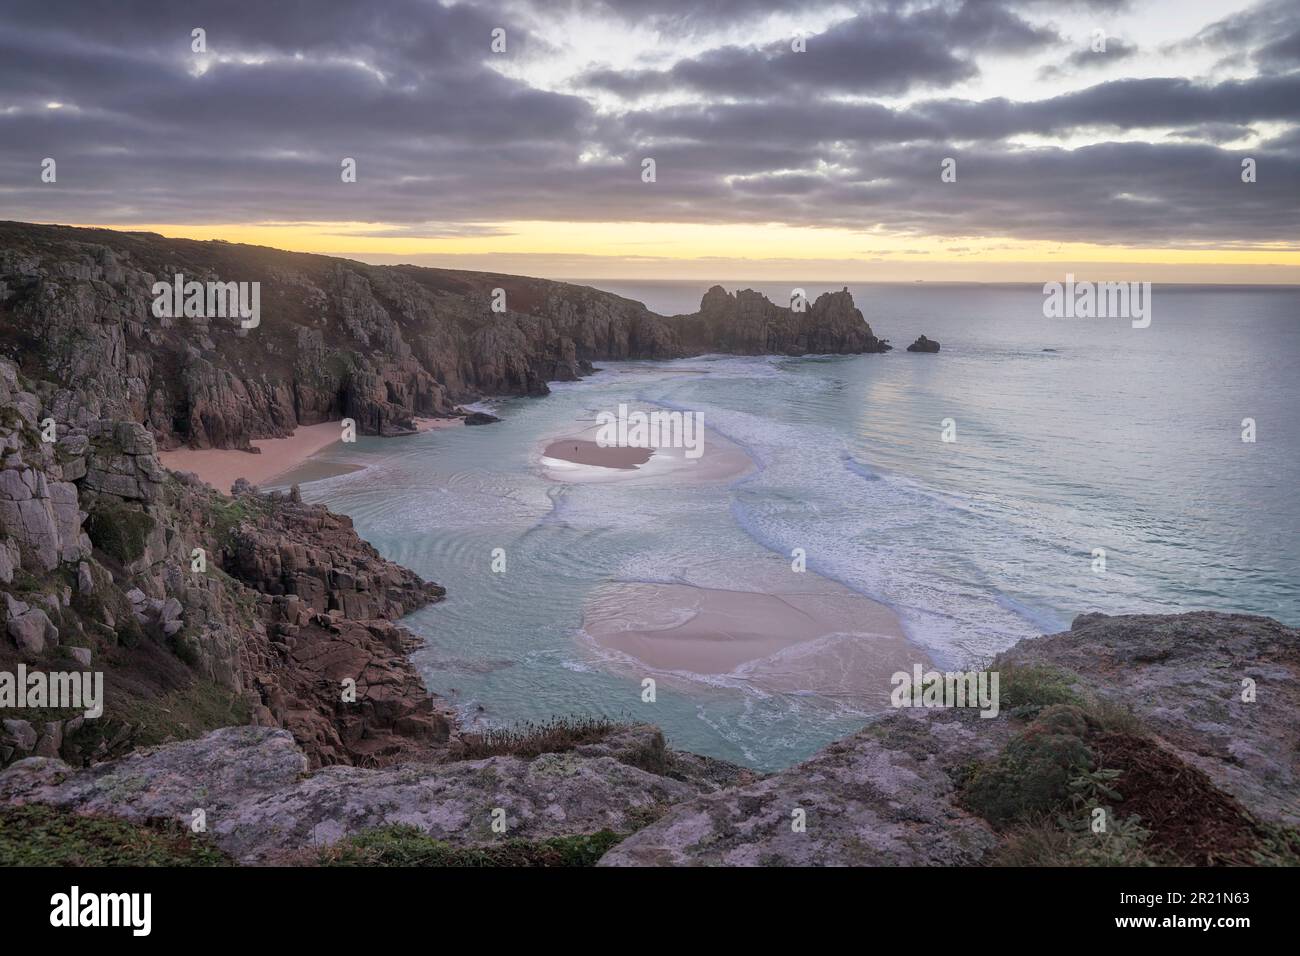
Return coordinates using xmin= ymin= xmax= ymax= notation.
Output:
xmin=298 ymin=283 xmax=1300 ymax=770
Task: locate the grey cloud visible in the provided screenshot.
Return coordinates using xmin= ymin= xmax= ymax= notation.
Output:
xmin=580 ymin=2 xmax=1057 ymax=99
xmin=0 ymin=0 xmax=1294 ymax=253
xmin=1181 ymin=0 xmax=1300 ymax=72
xmin=917 ymin=73 xmax=1300 ymax=140
xmin=1039 ymin=36 xmax=1138 ymax=78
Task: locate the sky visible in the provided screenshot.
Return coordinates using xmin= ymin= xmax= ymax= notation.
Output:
xmin=2 ymin=0 xmax=1298 ymax=282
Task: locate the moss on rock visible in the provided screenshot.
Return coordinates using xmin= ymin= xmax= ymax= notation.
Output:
xmin=0 ymin=804 xmax=229 ymax=866
xmin=960 ymin=704 xmax=1096 ymax=826
xmin=85 ymin=499 xmax=155 ymax=565
xmin=318 ymin=824 xmax=622 ymax=867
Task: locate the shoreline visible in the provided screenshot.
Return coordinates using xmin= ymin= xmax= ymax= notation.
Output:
xmin=158 ymin=421 xmax=346 ymax=495
xmin=158 ymin=416 xmax=464 ymax=494
xmin=537 ymin=407 xmax=754 ymax=484
xmin=581 ymin=577 xmax=923 ymax=705
xmin=159 ymin=381 xmax=919 ymax=724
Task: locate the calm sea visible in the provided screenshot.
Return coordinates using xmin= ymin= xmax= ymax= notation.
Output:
xmin=296 ymin=281 xmax=1300 ymax=769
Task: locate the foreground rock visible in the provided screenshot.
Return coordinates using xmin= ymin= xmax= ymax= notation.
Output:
xmin=602 ymin=611 xmax=1298 ymax=865
xmin=999 ymin=611 xmax=1299 ymax=827
xmin=0 ymin=724 xmax=742 ymax=863
xmin=600 ymin=709 xmax=1004 ymax=866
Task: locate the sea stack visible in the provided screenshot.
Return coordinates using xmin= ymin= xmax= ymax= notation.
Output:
xmin=907 ymin=334 xmax=940 ymax=353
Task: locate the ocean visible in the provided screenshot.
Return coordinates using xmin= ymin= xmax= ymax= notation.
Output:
xmin=295 ymin=281 xmax=1300 ymax=770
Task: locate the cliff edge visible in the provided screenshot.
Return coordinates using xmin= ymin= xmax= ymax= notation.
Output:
xmin=0 ymin=222 xmax=888 ymax=453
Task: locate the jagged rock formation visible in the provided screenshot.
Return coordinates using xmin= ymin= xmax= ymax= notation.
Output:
xmin=601 ymin=708 xmax=1003 ymax=866
xmin=907 ymin=334 xmax=940 ymax=353
xmin=3 ymin=611 xmax=1293 ymax=865
xmin=675 ymin=285 xmax=890 ymax=356
xmin=0 ymin=355 xmax=455 ymax=769
xmin=223 ymin=496 xmax=442 ymax=622
xmin=0 ymin=222 xmax=889 ymax=453
xmin=0 ymin=723 xmax=744 ymax=863
xmin=599 ymin=612 xmax=1298 ymax=865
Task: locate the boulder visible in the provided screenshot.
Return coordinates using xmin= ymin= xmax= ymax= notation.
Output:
xmin=0 ymin=539 xmax=16 ymax=584
xmin=4 ymin=595 xmax=58 ymax=654
xmin=600 ymin=709 xmax=1003 ymax=866
xmin=0 ymin=726 xmax=723 ymax=863
xmin=76 ymin=561 xmax=93 ymax=595
xmin=1 ymin=719 xmax=37 ymax=752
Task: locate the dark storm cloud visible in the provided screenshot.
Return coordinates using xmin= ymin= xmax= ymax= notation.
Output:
xmin=579 ymin=2 xmax=1057 ymax=98
xmin=823 ymin=139 xmax=1300 ymax=245
xmin=0 ymin=0 xmax=591 ymax=224
xmin=0 ymin=0 xmax=1296 ymax=249
xmin=1184 ymin=0 xmax=1300 ymax=72
xmin=918 ymin=72 xmax=1300 ymax=141
xmin=551 ymin=0 xmax=1129 ymax=30
xmin=617 ymin=72 xmax=1300 ymax=152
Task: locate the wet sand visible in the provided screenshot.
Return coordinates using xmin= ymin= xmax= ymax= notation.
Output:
xmin=158 ymin=421 xmax=346 ymax=494
xmin=542 ymin=439 xmax=652 ymax=469
xmin=415 ymin=417 xmax=465 ymax=433
xmin=539 ymin=412 xmax=753 ymax=484
xmin=583 ymin=575 xmax=926 ymax=705
xmin=159 ymin=416 xmax=469 ymax=493
xmin=262 ymin=458 xmax=363 ymax=489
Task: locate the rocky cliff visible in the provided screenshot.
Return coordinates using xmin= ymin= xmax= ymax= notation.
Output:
xmin=0 ymin=355 xmax=456 ymax=770
xmin=1 ymin=338 xmax=1296 ymax=863
xmin=603 ymin=611 xmax=1298 ymax=866
xmin=0 ymin=222 xmax=888 ymax=453
xmin=0 ymin=221 xmax=889 ymax=775
xmin=3 ymin=611 xmax=1295 ymax=866
xmin=1 ymin=222 xmax=1293 ymax=868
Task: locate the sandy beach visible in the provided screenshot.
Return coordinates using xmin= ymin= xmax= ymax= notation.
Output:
xmin=159 ymin=421 xmax=347 ymax=494
xmin=538 ymin=410 xmax=753 ymax=483
xmin=542 ymin=438 xmax=652 ymax=469
xmin=158 ymin=416 xmax=468 ymax=494
xmin=414 ymin=417 xmax=465 ymax=433
xmin=582 ymin=573 xmax=925 ymax=706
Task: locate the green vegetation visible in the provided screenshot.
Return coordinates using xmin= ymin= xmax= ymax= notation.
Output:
xmin=61 ymin=679 xmax=252 ymax=762
xmin=318 ymin=824 xmax=622 ymax=867
xmin=113 ymin=680 xmax=252 ymax=749
xmin=68 ymin=560 xmax=145 ymax=647
xmin=167 ymin=626 xmax=204 ymax=668
xmin=994 ymin=662 xmax=1081 ymax=717
xmin=85 ymin=499 xmax=155 ymax=565
xmin=960 ymin=704 xmax=1097 ymax=826
xmin=207 ymin=496 xmax=256 ymax=549
xmin=959 ymin=693 xmax=1300 ymax=867
xmin=994 ymin=816 xmax=1158 ymax=867
xmin=0 ymin=804 xmax=229 ymax=866
xmin=458 ymin=715 xmax=620 ymax=760
xmin=1251 ymin=823 xmax=1300 ymax=867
